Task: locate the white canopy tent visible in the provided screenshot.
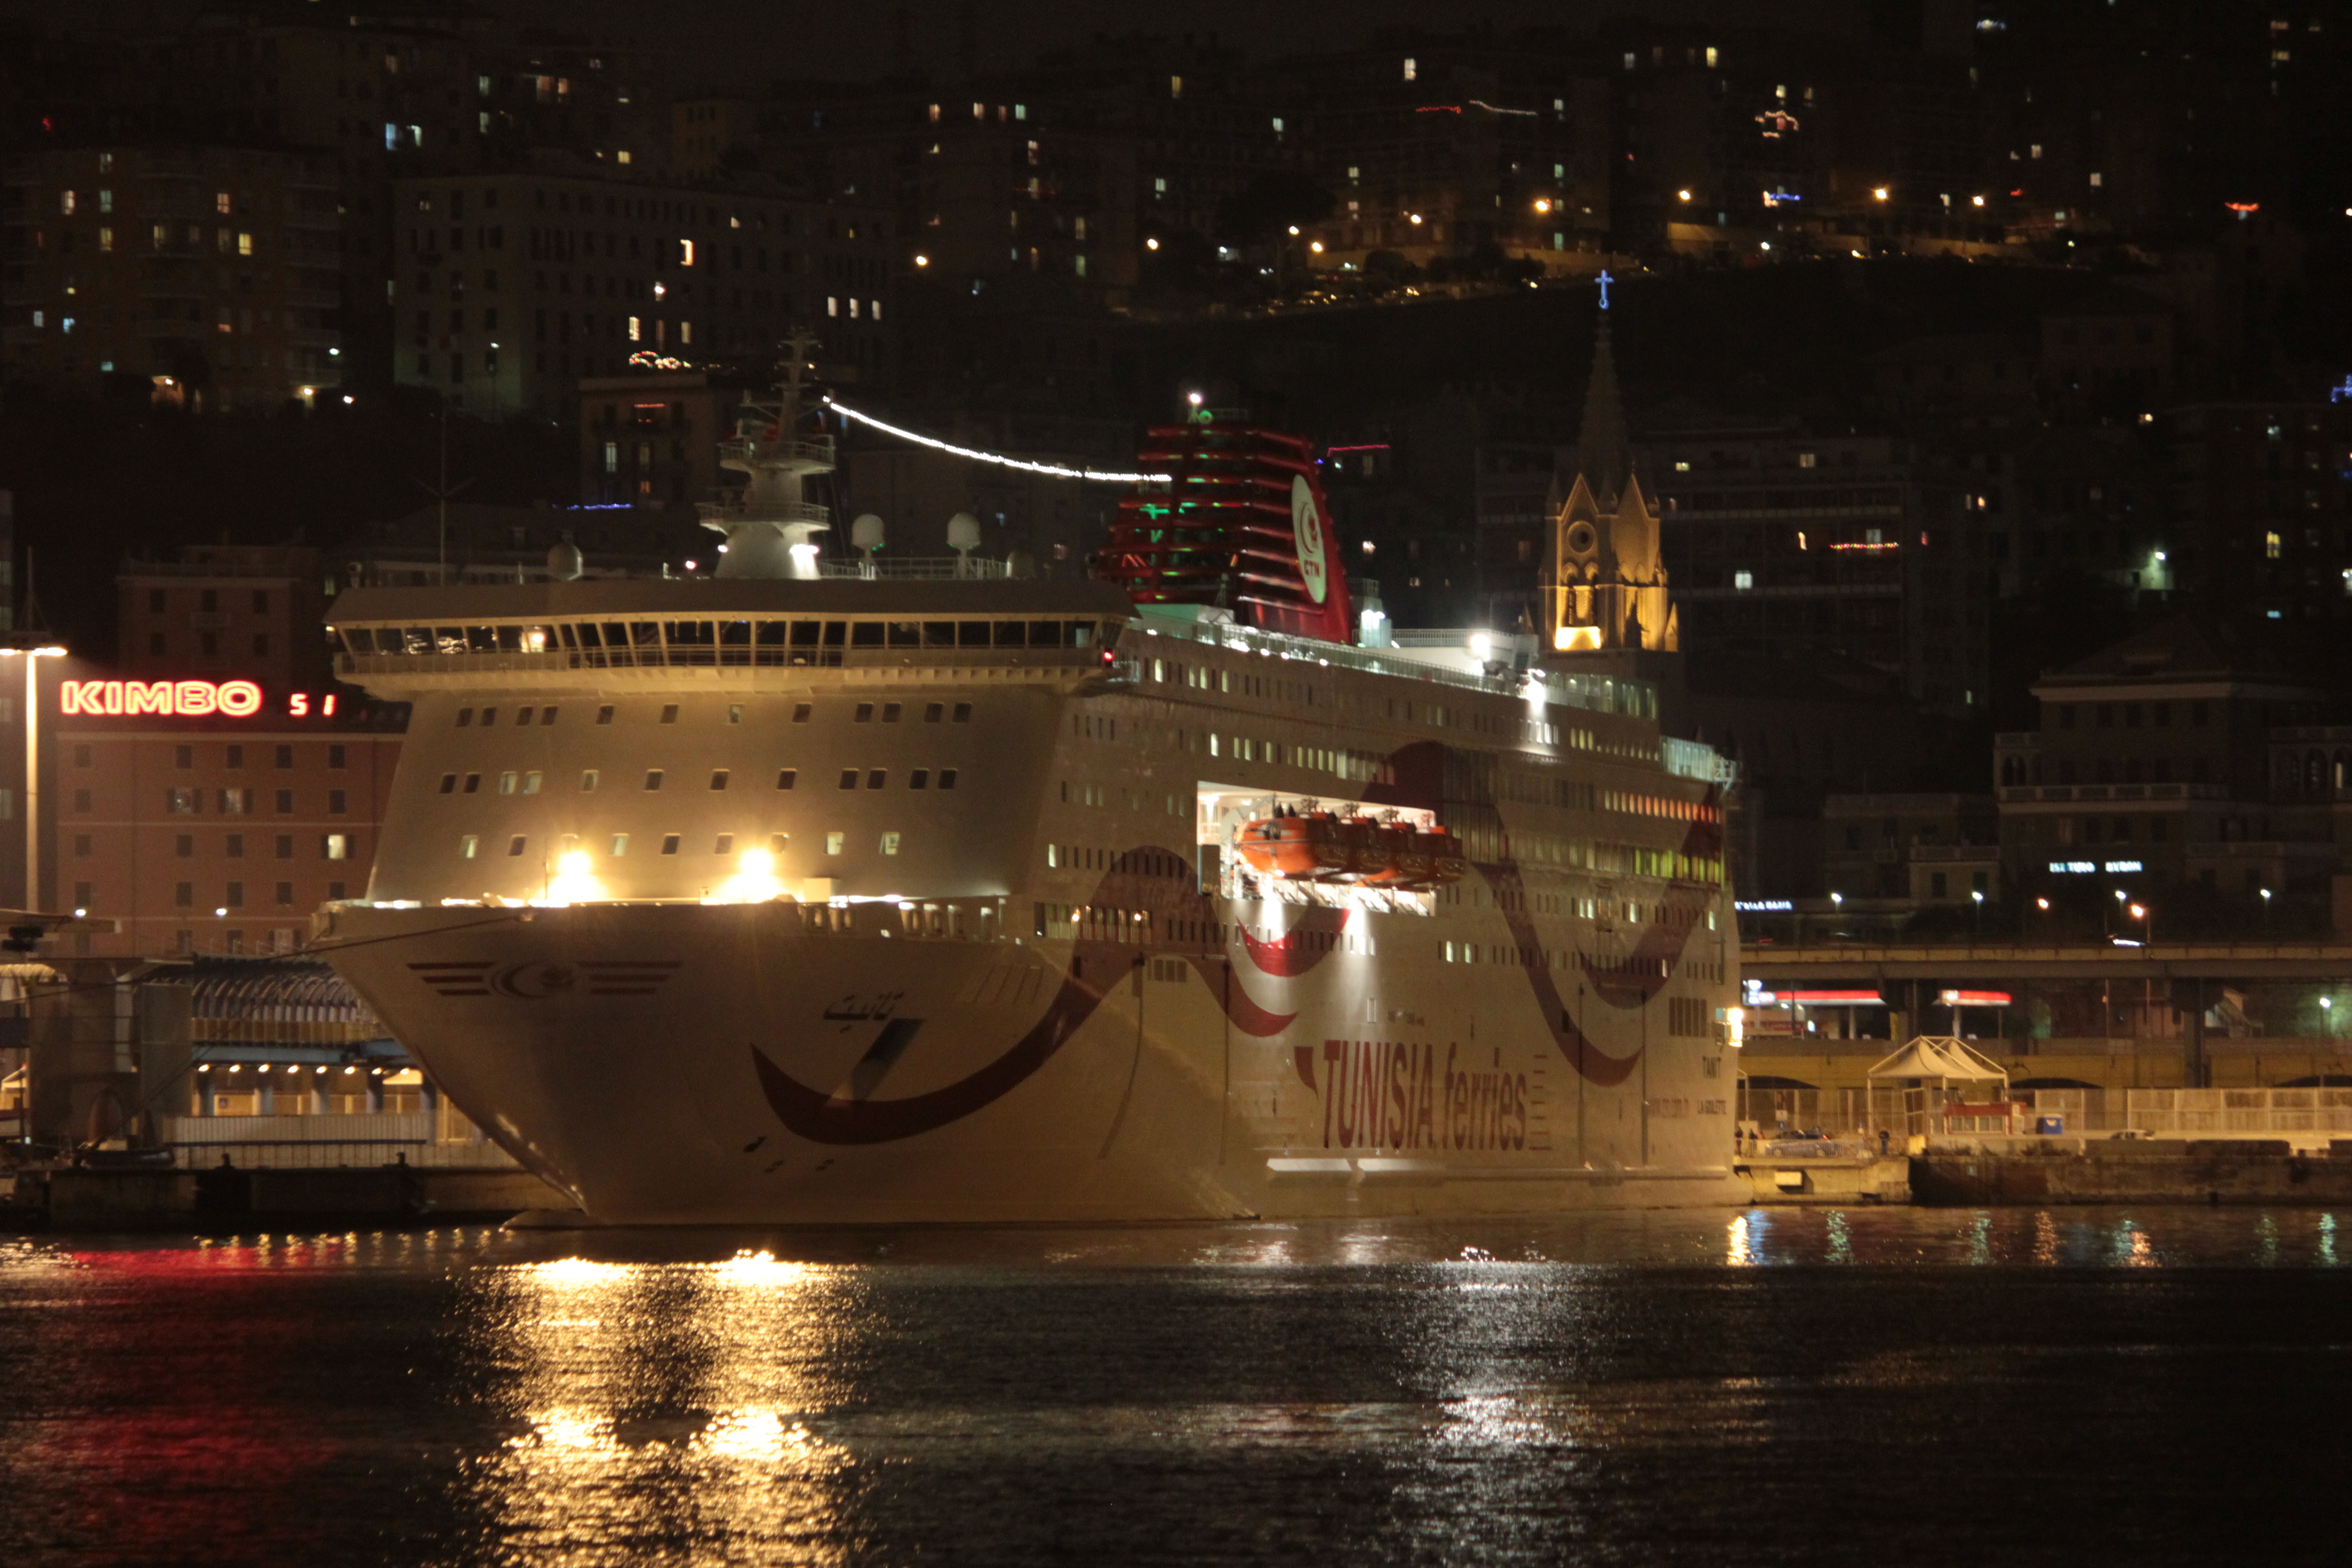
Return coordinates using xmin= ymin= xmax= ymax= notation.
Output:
xmin=1866 ymin=1036 xmax=2013 ymax=1140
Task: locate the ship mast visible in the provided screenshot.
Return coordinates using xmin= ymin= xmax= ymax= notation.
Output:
xmin=700 ymin=331 xmax=837 ymax=579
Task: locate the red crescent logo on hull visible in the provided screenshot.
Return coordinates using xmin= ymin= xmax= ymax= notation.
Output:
xmin=751 ymin=846 xmax=1278 ymax=1144
xmin=1364 ymin=740 xmax=1726 ymax=1087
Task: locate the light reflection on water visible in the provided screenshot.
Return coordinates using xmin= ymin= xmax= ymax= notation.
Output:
xmin=1 ymin=1209 xmax=2349 ymax=1567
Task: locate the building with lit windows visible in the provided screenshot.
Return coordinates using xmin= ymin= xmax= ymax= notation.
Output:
xmin=1993 ymin=617 xmax=2333 ymax=911
xmin=2162 ymin=399 xmax=2352 ymax=623
xmin=56 ymin=681 xmax=403 ymax=960
xmin=34 ymin=545 xmax=408 ymax=959
xmin=0 ymin=143 xmax=343 ymax=410
xmin=389 ymin=170 xmax=893 ymax=417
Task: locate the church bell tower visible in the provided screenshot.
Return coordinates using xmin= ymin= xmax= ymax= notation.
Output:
xmin=1543 ymin=278 xmax=1678 ymax=660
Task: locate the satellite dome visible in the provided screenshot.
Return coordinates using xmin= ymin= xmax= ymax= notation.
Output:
xmin=546 ymin=534 xmax=584 ymax=582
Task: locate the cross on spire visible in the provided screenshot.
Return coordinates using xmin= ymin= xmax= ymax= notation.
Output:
xmin=1597 ymin=269 xmax=1612 ymax=309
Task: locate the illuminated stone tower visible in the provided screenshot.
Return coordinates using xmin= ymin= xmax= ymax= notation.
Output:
xmin=1542 ymin=294 xmax=1677 ymax=658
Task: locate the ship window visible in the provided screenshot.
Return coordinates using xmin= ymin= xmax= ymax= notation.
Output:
xmin=468 ymin=626 xmax=497 ymax=652
xmin=436 ymin=627 xmax=465 ymax=654
xmin=924 ymin=621 xmax=955 ymax=647
xmin=959 ymin=621 xmax=991 ymax=647
xmin=953 ymin=704 xmax=972 ymax=723
xmin=882 ymin=703 xmax=902 ymax=723
xmin=495 ymin=625 xmax=523 ymax=652
xmin=665 ymin=620 xmax=715 ymax=661
xmin=851 ymin=622 xmax=885 ymax=648
xmin=777 ymin=769 xmax=797 ymax=789
xmin=498 ymin=771 xmax=518 ymax=794
xmin=854 ymin=703 xmax=874 ymax=723
xmin=826 ymin=832 xmax=844 ymax=855
xmin=911 ymin=769 xmax=930 ymax=789
xmin=508 ymin=835 xmax=527 ymax=856
xmin=710 ymin=769 xmax=730 ymax=790
xmin=597 ymin=706 xmax=615 ymax=724
xmin=993 ymin=621 xmax=1026 ymax=648
xmin=718 ymin=620 xmax=752 ymax=656
xmin=727 ymin=704 xmax=744 ymax=724
xmin=838 ymin=769 xmax=858 ymax=790
xmin=604 ymin=623 xmax=630 ymax=649
xmin=792 ymin=703 xmax=812 ymax=722
xmin=461 ymin=835 xmax=479 ymax=859
xmin=402 ymin=628 xmax=431 ymax=654
xmin=769 ymin=833 xmax=788 ymax=854
xmin=632 ymin=623 xmax=661 ymax=650
xmin=456 ymin=708 xmax=474 ymax=727
xmin=515 ymin=707 xmax=533 ymax=727
xmin=661 ymin=834 xmax=681 ymax=855
xmin=541 ymin=706 xmax=558 ymax=725
xmin=611 ymin=833 xmax=629 ymax=856
xmin=867 ymin=769 xmax=887 ymax=789
xmin=888 ymin=622 xmax=921 ymax=648
xmin=463 ymin=774 xmax=481 ymax=794
xmin=480 ymin=708 xmax=497 ymax=727
xmin=755 ymin=620 xmax=789 ymax=647
xmin=575 ymin=623 xmax=601 ymax=648
xmin=580 ymin=769 xmax=599 ymax=792
xmin=925 ymin=703 xmax=944 ymax=722
xmin=881 ymin=832 xmax=901 ymax=855
xmin=523 ymin=772 xmax=542 ymax=794
xmin=644 ymin=770 xmax=664 ymax=790
xmin=660 ymin=704 xmax=679 ymax=724
xmin=1029 ymin=620 xmax=1061 ymax=646
xmin=439 ymin=774 xmax=456 ymax=794
xmin=714 ymin=833 xmax=733 ymax=855
xmin=559 ymin=623 xmax=581 ymax=649
xmin=940 ymin=769 xmax=958 ymax=789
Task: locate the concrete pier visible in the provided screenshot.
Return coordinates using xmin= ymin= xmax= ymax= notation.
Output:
xmin=1735 ymin=1149 xmax=1913 ymax=1205
xmin=1911 ymin=1139 xmax=2352 ymax=1206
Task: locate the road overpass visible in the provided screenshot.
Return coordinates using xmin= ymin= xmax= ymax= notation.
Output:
xmin=1740 ymin=942 xmax=2352 ymax=984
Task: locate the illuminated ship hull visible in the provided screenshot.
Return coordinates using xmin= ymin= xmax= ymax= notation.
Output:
xmin=317 ymin=581 xmax=1744 ymax=1225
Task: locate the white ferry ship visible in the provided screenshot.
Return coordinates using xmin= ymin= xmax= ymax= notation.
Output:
xmin=315 ymin=333 xmax=1746 ymax=1223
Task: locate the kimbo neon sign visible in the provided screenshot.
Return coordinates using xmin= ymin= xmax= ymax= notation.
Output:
xmin=60 ymin=679 xmax=266 ymax=717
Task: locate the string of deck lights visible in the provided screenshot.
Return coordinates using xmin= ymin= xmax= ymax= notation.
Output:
xmin=822 ymin=396 xmax=1170 ymax=485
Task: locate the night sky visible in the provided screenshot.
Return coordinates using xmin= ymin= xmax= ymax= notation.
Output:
xmin=6 ymin=0 xmax=1871 ymax=89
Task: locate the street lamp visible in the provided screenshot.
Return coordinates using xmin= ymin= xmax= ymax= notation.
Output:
xmin=0 ymin=645 xmax=69 ymax=912
xmin=1970 ymin=887 xmax=1984 ymax=937
xmin=2261 ymin=887 xmax=2273 ymax=931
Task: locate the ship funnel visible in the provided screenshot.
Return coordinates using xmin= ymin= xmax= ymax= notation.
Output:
xmin=546 ymin=531 xmax=584 ymax=582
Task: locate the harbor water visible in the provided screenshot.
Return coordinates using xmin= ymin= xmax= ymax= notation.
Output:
xmin=1 ymin=1208 xmax=2347 ymax=1567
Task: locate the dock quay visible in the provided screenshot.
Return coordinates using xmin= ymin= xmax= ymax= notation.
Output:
xmin=1735 ymin=1139 xmax=1914 ymax=1204
xmin=1910 ymin=1137 xmax=2352 ymax=1206
xmin=1 ymin=1162 xmax=574 ymax=1232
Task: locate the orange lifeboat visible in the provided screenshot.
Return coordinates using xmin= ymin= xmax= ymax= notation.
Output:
xmin=1235 ymin=813 xmax=1321 ymax=878
xmin=1423 ymin=827 xmax=1467 ymax=885
xmin=1357 ymin=821 xmax=1422 ymax=886
xmin=1324 ymin=816 xmax=1388 ymax=881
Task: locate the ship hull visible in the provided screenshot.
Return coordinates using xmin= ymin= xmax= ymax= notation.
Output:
xmin=324 ymin=899 xmax=1743 ymax=1224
